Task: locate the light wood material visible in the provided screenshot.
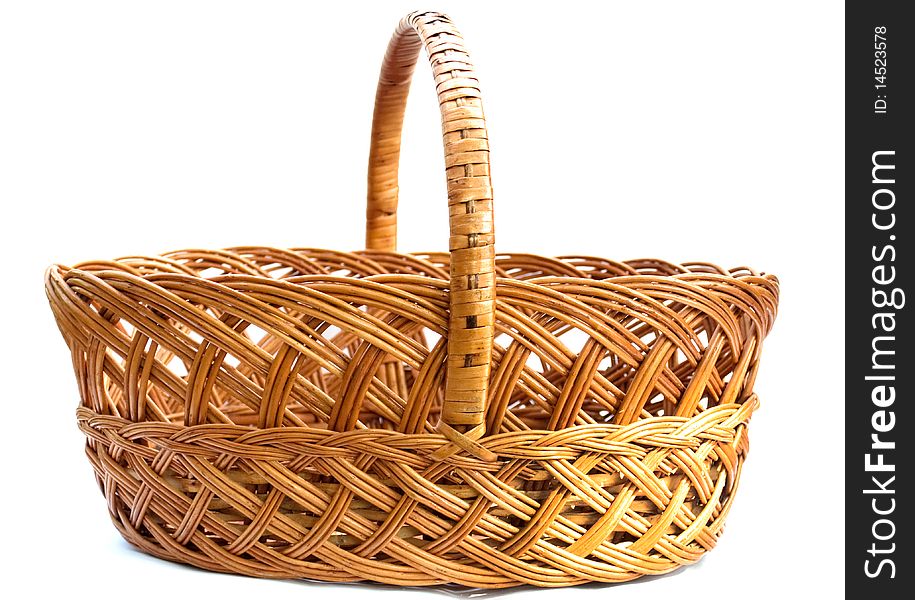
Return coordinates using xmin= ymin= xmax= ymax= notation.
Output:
xmin=45 ymin=10 xmax=780 ymax=589
xmin=366 ymin=12 xmax=495 ymax=437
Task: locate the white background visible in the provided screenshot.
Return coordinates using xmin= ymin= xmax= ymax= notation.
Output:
xmin=0 ymin=1 xmax=844 ymax=597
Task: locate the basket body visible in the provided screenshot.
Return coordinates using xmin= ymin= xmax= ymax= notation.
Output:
xmin=47 ymin=249 xmax=777 ymax=588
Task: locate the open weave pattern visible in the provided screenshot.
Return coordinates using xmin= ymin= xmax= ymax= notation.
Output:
xmin=47 ymin=249 xmax=778 ymax=587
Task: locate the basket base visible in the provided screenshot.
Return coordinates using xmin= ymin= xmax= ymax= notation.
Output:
xmin=79 ymin=400 xmax=749 ymax=588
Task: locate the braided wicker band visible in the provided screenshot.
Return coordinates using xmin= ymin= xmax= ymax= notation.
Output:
xmin=44 ymin=10 xmax=780 ymax=589
xmin=367 ymin=12 xmax=495 ymax=439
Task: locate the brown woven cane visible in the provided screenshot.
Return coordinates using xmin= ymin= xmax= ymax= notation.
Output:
xmin=45 ymin=11 xmax=779 ymax=588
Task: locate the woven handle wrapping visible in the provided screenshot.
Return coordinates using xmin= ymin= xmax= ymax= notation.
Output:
xmin=366 ymin=12 xmax=495 ymax=442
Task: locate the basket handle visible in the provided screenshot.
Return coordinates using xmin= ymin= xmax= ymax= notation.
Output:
xmin=366 ymin=12 xmax=495 ymax=443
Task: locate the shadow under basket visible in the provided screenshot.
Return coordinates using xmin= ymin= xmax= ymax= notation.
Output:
xmin=45 ymin=11 xmax=779 ymax=589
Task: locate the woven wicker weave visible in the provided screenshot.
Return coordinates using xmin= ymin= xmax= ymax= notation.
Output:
xmin=45 ymin=11 xmax=779 ymax=588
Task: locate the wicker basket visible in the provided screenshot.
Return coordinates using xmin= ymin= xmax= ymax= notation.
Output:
xmin=45 ymin=11 xmax=779 ymax=588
